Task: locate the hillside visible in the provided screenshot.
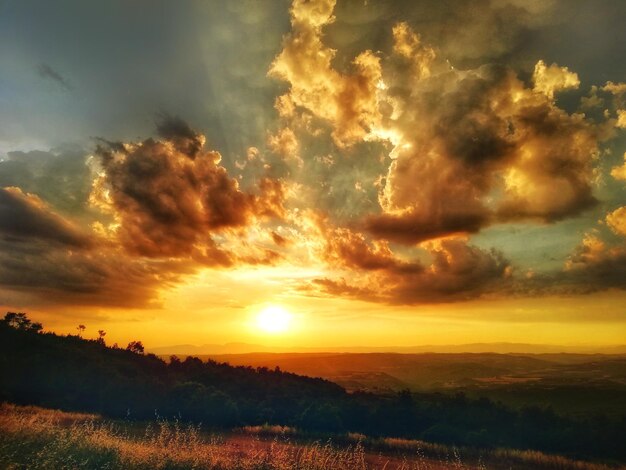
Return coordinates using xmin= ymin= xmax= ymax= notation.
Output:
xmin=0 ymin=320 xmax=345 ymax=426
xmin=1 ymin=317 xmax=625 ymax=463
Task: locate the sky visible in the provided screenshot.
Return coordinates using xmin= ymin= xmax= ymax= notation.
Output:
xmin=1 ymin=0 xmax=625 ymax=350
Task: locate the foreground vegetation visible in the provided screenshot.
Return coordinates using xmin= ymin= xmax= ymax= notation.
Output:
xmin=1 ymin=314 xmax=624 ymax=465
xmin=0 ymin=404 xmax=617 ymax=470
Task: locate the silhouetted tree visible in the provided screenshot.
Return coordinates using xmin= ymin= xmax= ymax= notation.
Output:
xmin=126 ymin=340 xmax=145 ymax=354
xmin=77 ymin=324 xmax=86 ymax=337
xmin=97 ymin=330 xmax=106 ymax=345
xmin=2 ymin=312 xmax=42 ymax=332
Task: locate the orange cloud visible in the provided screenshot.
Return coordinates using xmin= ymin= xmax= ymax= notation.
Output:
xmin=91 ymin=117 xmax=286 ymax=261
xmin=304 ymin=215 xmax=509 ymax=304
xmin=267 ymin=127 xmax=303 ymax=168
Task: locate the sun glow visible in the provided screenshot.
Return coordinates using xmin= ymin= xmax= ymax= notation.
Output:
xmin=256 ymin=306 xmax=292 ymax=334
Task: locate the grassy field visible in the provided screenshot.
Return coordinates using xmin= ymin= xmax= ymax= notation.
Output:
xmin=0 ymin=404 xmax=620 ymax=470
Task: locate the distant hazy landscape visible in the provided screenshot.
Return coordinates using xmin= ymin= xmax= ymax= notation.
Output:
xmin=159 ymin=350 xmax=626 ymax=417
xmin=148 ymin=342 xmax=626 ymax=356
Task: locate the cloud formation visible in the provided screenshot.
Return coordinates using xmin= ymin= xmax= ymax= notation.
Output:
xmin=606 ymin=207 xmax=626 ymax=237
xmin=0 ymin=186 xmax=190 ymax=308
xmin=561 ymin=233 xmax=626 ymax=291
xmin=303 ymin=215 xmax=510 ymax=304
xmin=0 ymin=117 xmax=290 ymax=307
xmin=91 ymin=117 xmax=286 ymax=261
xmin=1 ymin=0 xmax=624 ymax=314
xmin=271 ymin=2 xmax=602 ymax=247
xmin=0 ymin=237 xmax=191 ymax=308
xmin=269 ymin=0 xmax=383 ymax=147
xmin=0 ymin=186 xmax=90 ymax=248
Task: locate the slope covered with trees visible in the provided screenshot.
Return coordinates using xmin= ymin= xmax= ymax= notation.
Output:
xmin=0 ymin=314 xmax=624 ymax=463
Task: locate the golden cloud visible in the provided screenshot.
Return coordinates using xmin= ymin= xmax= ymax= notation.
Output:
xmin=611 ymin=152 xmax=626 ymax=181
xmin=606 ymin=206 xmax=626 ymax=237
xmin=532 ymin=60 xmax=580 ymax=100
xmin=304 ymin=214 xmax=509 ymax=304
xmin=269 ymin=0 xmax=383 ymax=147
xmin=271 ymin=1 xmax=602 ymax=245
xmin=91 ymin=117 xmax=287 ymax=261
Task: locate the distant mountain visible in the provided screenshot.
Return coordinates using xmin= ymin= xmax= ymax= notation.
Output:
xmin=148 ymin=341 xmax=626 ymax=356
xmin=148 ymin=342 xmax=274 ymax=355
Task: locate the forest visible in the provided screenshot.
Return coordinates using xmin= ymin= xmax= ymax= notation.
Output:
xmin=1 ymin=313 xmax=624 ymax=464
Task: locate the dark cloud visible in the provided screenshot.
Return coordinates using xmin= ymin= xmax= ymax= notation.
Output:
xmin=316 ymin=216 xmax=422 ymax=274
xmin=364 ymin=210 xmax=488 ymax=245
xmin=0 ymin=187 xmax=90 ymax=248
xmin=0 ymin=237 xmax=193 ymax=308
xmin=271 ymin=231 xmax=289 ymax=246
xmin=0 ymin=185 xmax=191 ymax=308
xmin=37 ymin=63 xmax=72 ymax=90
xmin=305 ymin=278 xmax=383 ymax=303
xmin=155 ymin=114 xmax=205 ymax=158
xmin=93 ymin=120 xmax=286 ymax=260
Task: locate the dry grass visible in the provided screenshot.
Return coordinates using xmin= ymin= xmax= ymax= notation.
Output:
xmin=0 ymin=404 xmax=620 ymax=470
xmin=239 ymin=424 xmax=297 ymax=436
xmin=0 ymin=404 xmax=423 ymax=469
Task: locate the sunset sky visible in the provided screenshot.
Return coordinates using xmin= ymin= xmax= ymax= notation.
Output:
xmin=1 ymin=0 xmax=625 ymax=350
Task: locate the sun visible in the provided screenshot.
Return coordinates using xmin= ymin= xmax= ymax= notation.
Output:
xmin=256 ymin=306 xmax=292 ymax=334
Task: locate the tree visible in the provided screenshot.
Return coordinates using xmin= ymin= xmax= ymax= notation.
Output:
xmin=2 ymin=312 xmax=43 ymax=332
xmin=77 ymin=324 xmax=86 ymax=337
xmin=126 ymin=341 xmax=145 ymax=354
xmin=97 ymin=330 xmax=106 ymax=345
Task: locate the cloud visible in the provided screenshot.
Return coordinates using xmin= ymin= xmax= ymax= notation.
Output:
xmin=0 ymin=238 xmax=192 ymax=308
xmin=532 ymin=60 xmax=579 ymax=99
xmin=0 ymin=116 xmax=293 ymax=309
xmin=0 ymin=147 xmax=92 ymax=215
xmin=559 ymin=233 xmax=626 ymax=291
xmin=91 ymin=117 xmax=286 ymax=260
xmin=268 ymin=0 xmax=383 ymax=147
xmin=155 ymin=113 xmax=206 ymax=158
xmin=0 ymin=186 xmax=191 ymax=308
xmin=520 ymin=207 xmax=626 ymax=297
xmin=606 ymin=206 xmax=626 ymax=237
xmin=0 ymin=186 xmax=91 ymax=248
xmin=267 ymin=127 xmax=303 ymax=168
xmin=271 ymin=3 xmax=602 ymax=245
xmin=305 ymin=215 xmax=510 ymax=304
xmin=37 ymin=63 xmax=73 ymax=91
